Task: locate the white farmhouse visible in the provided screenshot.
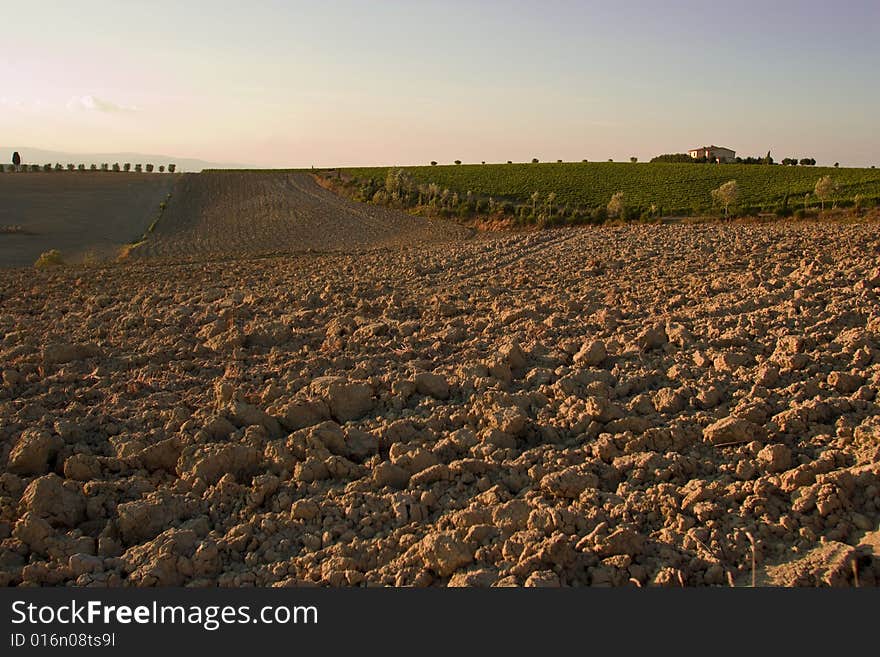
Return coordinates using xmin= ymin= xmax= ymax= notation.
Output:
xmin=688 ymin=145 xmax=736 ymax=163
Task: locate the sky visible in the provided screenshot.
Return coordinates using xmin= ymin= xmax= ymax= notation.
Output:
xmin=2 ymin=0 xmax=878 ymax=167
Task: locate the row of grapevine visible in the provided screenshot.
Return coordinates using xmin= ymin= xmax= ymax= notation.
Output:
xmin=344 ymin=162 xmax=880 ymax=215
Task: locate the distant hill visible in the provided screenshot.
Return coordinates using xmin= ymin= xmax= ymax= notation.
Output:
xmin=2 ymin=147 xmax=250 ymax=173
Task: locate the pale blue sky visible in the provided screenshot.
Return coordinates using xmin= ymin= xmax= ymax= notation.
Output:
xmin=3 ymin=0 xmax=878 ymax=166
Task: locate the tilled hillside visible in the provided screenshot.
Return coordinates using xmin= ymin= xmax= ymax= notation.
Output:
xmin=0 ymin=222 xmax=878 ymax=587
xmin=132 ymin=172 xmax=471 ymax=260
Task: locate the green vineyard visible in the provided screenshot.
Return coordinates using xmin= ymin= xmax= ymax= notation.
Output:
xmin=344 ymin=162 xmax=880 ymax=214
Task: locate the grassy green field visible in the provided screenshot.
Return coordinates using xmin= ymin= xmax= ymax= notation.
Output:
xmin=344 ymin=162 xmax=880 ymax=214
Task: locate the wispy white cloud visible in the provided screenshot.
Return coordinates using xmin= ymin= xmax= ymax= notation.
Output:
xmin=66 ymin=95 xmax=138 ymax=113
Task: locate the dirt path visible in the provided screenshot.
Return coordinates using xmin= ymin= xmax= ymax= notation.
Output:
xmin=133 ymin=172 xmax=471 ymax=260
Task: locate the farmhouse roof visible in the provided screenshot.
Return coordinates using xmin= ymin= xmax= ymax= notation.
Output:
xmin=690 ymin=145 xmax=734 ymax=152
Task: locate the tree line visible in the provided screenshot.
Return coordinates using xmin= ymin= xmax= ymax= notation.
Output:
xmin=650 ymin=152 xmax=820 ymax=165
xmin=426 ymin=155 xmax=839 ymax=167
xmin=3 ymin=153 xmax=177 ymax=173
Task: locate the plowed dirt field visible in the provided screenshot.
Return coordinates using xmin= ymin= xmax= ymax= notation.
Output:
xmin=133 ymin=172 xmax=470 ymax=260
xmin=1 ymin=174 xmax=878 ymax=587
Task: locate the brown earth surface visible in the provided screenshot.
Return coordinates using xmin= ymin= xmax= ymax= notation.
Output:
xmin=0 ymin=172 xmax=179 ymax=268
xmin=131 ymin=172 xmax=472 ymax=260
xmin=1 ymin=206 xmax=879 ymax=586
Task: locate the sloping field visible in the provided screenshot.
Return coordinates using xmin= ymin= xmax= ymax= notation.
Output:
xmin=0 ymin=172 xmax=178 ymax=268
xmin=344 ymin=162 xmax=880 ymax=213
xmin=133 ymin=172 xmax=470 ymax=260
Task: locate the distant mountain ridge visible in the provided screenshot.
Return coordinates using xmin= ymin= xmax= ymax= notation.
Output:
xmin=2 ymin=147 xmax=251 ymax=172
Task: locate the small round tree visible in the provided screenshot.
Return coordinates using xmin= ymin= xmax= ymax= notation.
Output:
xmin=454 ymin=160 xmax=461 ymax=165
xmin=530 ymin=191 xmax=541 ymax=215
xmin=135 ymin=164 xmax=142 ymax=172
xmin=112 ymin=163 xmax=120 ymax=172
xmin=124 ymin=163 xmax=131 ymax=172
xmin=814 ymin=175 xmax=836 ymax=211
xmin=145 ymin=164 xmax=154 ymax=173
xmin=607 ymin=191 xmax=625 ymax=218
xmin=531 ymin=158 xmax=539 ymax=164
xmin=711 ymin=180 xmax=739 ymax=216
xmin=159 ymin=165 xmax=165 ymax=173
xmin=167 ymin=164 xmax=176 ymax=173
